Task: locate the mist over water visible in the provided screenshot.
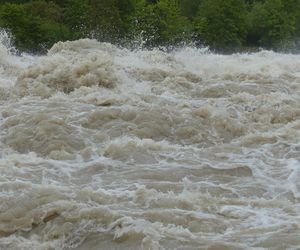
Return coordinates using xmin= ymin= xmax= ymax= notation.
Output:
xmin=1 ymin=32 xmax=300 ymax=250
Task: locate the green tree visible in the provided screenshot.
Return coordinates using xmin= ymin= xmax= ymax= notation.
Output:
xmin=1 ymin=0 xmax=299 ymax=53
xmin=64 ymin=0 xmax=90 ymax=39
xmin=23 ymin=1 xmax=69 ymax=48
xmin=247 ymin=0 xmax=297 ymax=49
xmin=179 ymin=0 xmax=202 ymax=18
xmin=0 ymin=3 xmax=44 ymax=52
xmin=131 ymin=0 xmax=191 ymax=47
xmin=129 ymin=0 xmax=159 ymax=47
xmin=156 ymin=0 xmax=191 ymax=45
xmin=194 ymin=0 xmax=247 ymax=51
xmin=0 ymin=1 xmax=71 ymax=52
xmin=86 ymin=0 xmax=122 ymax=43
xmin=116 ymin=0 xmax=137 ymax=36
xmin=0 ymin=0 xmax=29 ymax=3
xmin=64 ymin=0 xmax=123 ymax=42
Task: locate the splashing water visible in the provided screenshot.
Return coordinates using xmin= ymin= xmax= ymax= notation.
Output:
xmin=1 ymin=34 xmax=300 ymax=250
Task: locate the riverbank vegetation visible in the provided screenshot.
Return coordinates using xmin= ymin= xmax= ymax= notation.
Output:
xmin=0 ymin=0 xmax=300 ymax=53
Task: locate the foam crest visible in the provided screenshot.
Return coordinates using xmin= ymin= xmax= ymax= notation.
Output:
xmin=13 ymin=39 xmax=117 ymax=98
xmin=0 ymin=29 xmax=13 ymax=65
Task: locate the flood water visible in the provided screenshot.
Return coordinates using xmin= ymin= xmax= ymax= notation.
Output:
xmin=1 ymin=34 xmax=300 ymax=249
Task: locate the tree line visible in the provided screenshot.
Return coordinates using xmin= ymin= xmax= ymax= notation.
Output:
xmin=0 ymin=0 xmax=300 ymax=53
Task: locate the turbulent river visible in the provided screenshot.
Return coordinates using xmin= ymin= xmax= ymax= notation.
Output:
xmin=1 ymin=33 xmax=300 ymax=250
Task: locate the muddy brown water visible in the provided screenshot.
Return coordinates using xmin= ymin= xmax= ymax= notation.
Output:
xmin=1 ymin=36 xmax=300 ymax=249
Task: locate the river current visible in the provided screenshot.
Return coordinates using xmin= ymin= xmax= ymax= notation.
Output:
xmin=0 ymin=33 xmax=300 ymax=249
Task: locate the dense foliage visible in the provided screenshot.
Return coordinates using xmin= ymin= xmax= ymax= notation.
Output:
xmin=1 ymin=0 xmax=300 ymax=53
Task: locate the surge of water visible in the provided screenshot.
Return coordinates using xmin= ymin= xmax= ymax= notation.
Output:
xmin=1 ymin=32 xmax=300 ymax=250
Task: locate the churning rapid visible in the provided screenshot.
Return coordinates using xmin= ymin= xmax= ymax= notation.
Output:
xmin=1 ymin=32 xmax=300 ymax=250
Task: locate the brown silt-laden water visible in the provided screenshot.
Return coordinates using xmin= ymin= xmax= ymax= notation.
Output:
xmin=1 ymin=34 xmax=300 ymax=250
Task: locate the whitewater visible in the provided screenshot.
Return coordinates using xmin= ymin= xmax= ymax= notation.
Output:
xmin=0 ymin=32 xmax=300 ymax=250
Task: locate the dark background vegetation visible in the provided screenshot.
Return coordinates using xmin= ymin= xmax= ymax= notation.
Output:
xmin=1 ymin=0 xmax=300 ymax=53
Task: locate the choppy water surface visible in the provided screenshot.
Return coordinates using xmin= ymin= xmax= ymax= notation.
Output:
xmin=1 ymin=35 xmax=300 ymax=250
